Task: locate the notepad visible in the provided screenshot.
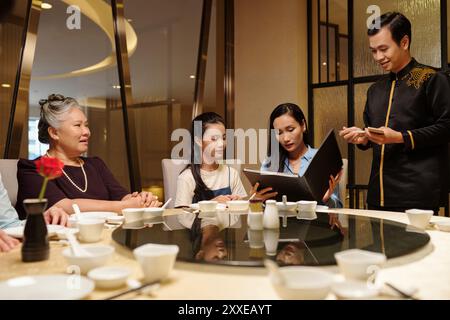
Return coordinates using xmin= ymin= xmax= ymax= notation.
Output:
xmin=244 ymin=130 xmax=343 ymax=202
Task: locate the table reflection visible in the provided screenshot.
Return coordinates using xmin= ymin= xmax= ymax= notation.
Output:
xmin=112 ymin=211 xmax=430 ymax=267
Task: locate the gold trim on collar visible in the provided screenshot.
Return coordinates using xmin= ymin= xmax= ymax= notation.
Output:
xmin=403 ymin=67 xmax=436 ymax=89
xmin=380 ymin=80 xmax=396 ymax=207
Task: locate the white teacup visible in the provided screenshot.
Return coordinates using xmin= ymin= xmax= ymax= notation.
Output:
xmin=77 ymin=219 xmax=104 ymax=243
xmin=122 ymin=208 xmax=144 ymax=223
xmin=247 ymin=229 xmax=264 ymax=249
xmin=198 ymin=201 xmax=218 ymax=212
xmin=133 ymin=244 xmax=179 ymax=283
xmin=297 ymin=201 xmax=318 ymax=220
xmin=247 ymin=212 xmax=264 ymax=230
xmin=405 ymin=209 xmax=434 ymax=229
xmin=334 ymin=249 xmax=386 ymax=281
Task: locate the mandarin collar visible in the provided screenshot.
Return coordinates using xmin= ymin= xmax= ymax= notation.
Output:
xmin=390 ymin=58 xmax=417 ymax=80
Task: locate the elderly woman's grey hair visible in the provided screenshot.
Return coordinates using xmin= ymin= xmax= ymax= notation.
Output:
xmin=38 ymin=93 xmax=81 ymax=144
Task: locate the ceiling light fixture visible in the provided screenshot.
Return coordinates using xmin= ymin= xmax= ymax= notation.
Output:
xmin=1 ymin=83 xmax=11 ymax=88
xmin=190 ymin=75 xmax=196 ymax=79
xmin=112 ymin=85 xmax=121 ymax=89
xmin=41 ymin=3 xmax=53 ymax=9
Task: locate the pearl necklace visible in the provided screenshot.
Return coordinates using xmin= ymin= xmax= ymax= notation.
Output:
xmin=45 ymin=152 xmax=88 ymax=193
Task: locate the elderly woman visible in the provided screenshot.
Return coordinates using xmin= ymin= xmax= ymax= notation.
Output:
xmin=15 ymin=94 xmax=161 ymax=220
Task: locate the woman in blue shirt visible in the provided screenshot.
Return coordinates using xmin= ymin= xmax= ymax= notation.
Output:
xmin=260 ymin=103 xmax=342 ymax=208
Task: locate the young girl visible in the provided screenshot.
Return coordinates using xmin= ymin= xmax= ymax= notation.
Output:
xmin=261 ymin=103 xmax=342 ymax=208
xmin=174 ymin=112 xmax=248 ymax=207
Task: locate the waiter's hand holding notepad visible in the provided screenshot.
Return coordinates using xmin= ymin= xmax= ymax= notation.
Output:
xmin=243 ymin=130 xmax=343 ymax=202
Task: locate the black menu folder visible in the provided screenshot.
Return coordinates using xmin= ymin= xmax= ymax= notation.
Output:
xmin=243 ymin=130 xmax=343 ymax=202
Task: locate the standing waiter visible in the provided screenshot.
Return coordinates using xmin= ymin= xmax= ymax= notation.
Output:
xmin=340 ymin=12 xmax=450 ymax=213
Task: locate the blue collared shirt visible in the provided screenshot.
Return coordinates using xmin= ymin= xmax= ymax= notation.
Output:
xmin=0 ymin=175 xmax=21 ymax=229
xmin=261 ymin=146 xmax=343 ymax=208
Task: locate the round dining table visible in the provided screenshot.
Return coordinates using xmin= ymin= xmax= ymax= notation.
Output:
xmin=1 ymin=208 xmax=449 ymax=300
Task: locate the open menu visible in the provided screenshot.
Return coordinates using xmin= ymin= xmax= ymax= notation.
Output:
xmin=243 ymin=130 xmax=343 ymax=202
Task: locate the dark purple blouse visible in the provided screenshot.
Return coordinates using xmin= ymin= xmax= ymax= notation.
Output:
xmin=15 ymin=157 xmax=129 ymax=220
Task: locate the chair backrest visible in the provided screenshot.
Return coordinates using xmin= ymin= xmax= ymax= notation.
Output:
xmin=0 ymin=159 xmax=19 ymax=206
xmin=339 ymin=158 xmax=348 ymax=208
xmin=162 ymin=159 xmax=190 ymax=209
xmin=161 ymin=159 xmax=242 ymax=209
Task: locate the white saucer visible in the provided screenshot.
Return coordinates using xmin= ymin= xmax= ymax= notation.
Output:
xmin=190 ymin=203 xmax=227 ymax=211
xmin=434 ymin=220 xmax=450 ymax=232
xmin=106 ymin=216 xmax=125 ymax=224
xmin=316 ymin=205 xmax=329 ymax=212
xmin=79 ymin=211 xmax=118 ymax=220
xmin=4 ymin=224 xmax=65 ymax=239
xmin=68 ymin=212 xmax=118 ymax=227
xmin=56 ymin=228 xmax=79 ymax=240
xmin=332 ymin=280 xmax=379 ymax=300
xmin=0 ymin=275 xmax=94 ymax=300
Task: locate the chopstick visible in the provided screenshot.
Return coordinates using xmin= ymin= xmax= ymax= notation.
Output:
xmin=104 ymin=280 xmax=160 ymax=300
xmin=385 ymin=283 xmax=419 ymax=300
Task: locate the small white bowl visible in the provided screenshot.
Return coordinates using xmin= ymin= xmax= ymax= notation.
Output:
xmin=198 ymin=201 xmax=218 ymax=212
xmin=334 ymin=249 xmax=386 ymax=281
xmin=143 ymin=207 xmax=164 ymax=219
xmin=122 ymin=208 xmax=144 ymax=223
xmin=87 ymin=266 xmax=131 ymax=289
xmin=133 ymin=244 xmax=179 ymax=283
xmin=434 ymin=220 xmax=450 ymax=232
xmin=62 ymin=245 xmax=115 ymax=274
xmin=270 ymin=267 xmax=333 ymax=300
xmin=405 ymin=209 xmax=433 ymax=229
xmin=332 ymin=280 xmax=379 ymax=300
xmin=226 ymin=200 xmax=250 ymax=212
xmin=276 ymin=202 xmax=298 ymax=212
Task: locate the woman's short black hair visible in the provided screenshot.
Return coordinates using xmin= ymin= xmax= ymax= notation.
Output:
xmin=367 ymin=12 xmax=412 ymax=49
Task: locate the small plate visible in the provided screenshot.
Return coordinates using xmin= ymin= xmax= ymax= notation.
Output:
xmin=316 ymin=205 xmax=329 ymax=212
xmin=332 ymin=280 xmax=379 ymax=300
xmin=0 ymin=275 xmax=94 ymax=300
xmin=56 ymin=228 xmax=79 ymax=240
xmin=434 ymin=220 xmax=450 ymax=232
xmin=79 ymin=211 xmax=118 ymax=220
xmin=4 ymin=224 xmax=65 ymax=239
xmin=190 ymin=203 xmax=227 ymax=211
xmin=106 ymin=216 xmax=125 ymax=224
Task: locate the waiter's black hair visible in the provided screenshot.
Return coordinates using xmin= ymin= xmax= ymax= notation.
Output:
xmin=368 ymin=12 xmax=412 ymax=50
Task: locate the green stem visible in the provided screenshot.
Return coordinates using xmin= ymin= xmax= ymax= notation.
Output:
xmin=39 ymin=177 xmax=48 ymax=201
